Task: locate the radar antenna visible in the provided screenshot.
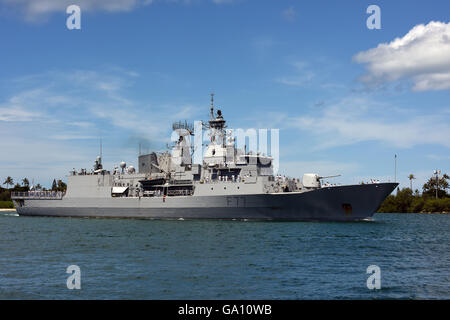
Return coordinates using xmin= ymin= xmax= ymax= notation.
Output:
xmin=210 ymin=93 xmax=215 ymax=120
xmin=172 ymin=120 xmax=194 ymax=135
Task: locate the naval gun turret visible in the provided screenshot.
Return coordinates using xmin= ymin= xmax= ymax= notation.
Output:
xmin=302 ymin=173 xmax=341 ymax=189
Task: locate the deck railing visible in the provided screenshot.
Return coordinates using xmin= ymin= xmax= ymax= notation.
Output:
xmin=11 ymin=191 xmax=65 ymax=200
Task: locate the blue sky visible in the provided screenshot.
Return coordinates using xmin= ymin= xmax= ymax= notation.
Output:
xmin=0 ymin=0 xmax=449 ymax=190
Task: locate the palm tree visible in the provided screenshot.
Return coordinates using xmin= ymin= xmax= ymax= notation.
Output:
xmin=408 ymin=174 xmax=416 ymax=191
xmin=3 ymin=176 xmax=13 ymax=189
xmin=22 ymin=178 xmax=30 ymax=187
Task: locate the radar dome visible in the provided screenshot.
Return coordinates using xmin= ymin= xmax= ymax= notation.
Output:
xmin=120 ymin=161 xmax=126 ymax=169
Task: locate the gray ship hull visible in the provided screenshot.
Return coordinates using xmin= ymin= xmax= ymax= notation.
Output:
xmin=15 ymin=183 xmax=397 ymax=221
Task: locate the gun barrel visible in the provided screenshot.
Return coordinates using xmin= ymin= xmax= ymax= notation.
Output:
xmin=318 ymin=174 xmax=341 ymax=179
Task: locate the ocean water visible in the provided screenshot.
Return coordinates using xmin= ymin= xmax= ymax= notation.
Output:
xmin=0 ymin=212 xmax=449 ymax=300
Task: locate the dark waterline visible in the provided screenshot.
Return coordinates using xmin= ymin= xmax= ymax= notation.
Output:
xmin=0 ymin=212 xmax=449 ymax=299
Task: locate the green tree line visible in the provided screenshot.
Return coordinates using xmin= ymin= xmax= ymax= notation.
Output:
xmin=378 ymin=173 xmax=450 ymax=213
xmin=0 ymin=177 xmax=67 ymax=208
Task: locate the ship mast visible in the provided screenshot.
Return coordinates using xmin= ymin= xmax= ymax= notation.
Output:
xmin=210 ymin=93 xmax=215 ymax=120
xmin=207 ymin=94 xmax=226 ymax=147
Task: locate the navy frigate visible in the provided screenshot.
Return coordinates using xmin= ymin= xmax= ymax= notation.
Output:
xmin=12 ymin=95 xmax=397 ymax=221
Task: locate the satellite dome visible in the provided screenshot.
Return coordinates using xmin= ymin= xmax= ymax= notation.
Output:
xmin=127 ymin=166 xmax=135 ymax=174
xmin=120 ymin=161 xmax=126 ymax=169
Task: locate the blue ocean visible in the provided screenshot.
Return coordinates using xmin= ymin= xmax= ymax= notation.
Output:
xmin=0 ymin=212 xmax=449 ymax=299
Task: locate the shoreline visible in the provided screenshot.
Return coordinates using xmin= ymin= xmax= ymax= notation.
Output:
xmin=379 ymin=211 xmax=449 ymax=214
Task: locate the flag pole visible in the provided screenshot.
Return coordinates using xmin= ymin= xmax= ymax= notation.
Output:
xmin=394 ymin=154 xmax=397 ymax=183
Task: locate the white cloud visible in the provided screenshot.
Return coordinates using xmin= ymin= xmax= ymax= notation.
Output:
xmin=275 ymin=59 xmax=345 ymax=89
xmin=290 ymin=96 xmax=450 ymax=149
xmin=70 ymin=121 xmax=94 ymax=128
xmin=90 ymin=102 xmax=198 ymax=143
xmin=0 ymin=106 xmax=40 ymax=121
xmin=1 ymin=68 xmax=200 ymax=141
xmin=275 ymin=61 xmax=315 ymax=87
xmin=0 ymin=68 xmax=202 ymax=186
xmin=276 ymin=74 xmax=314 ymax=87
xmin=354 ymin=21 xmax=450 ymax=91
xmin=2 ymin=0 xmax=141 ymax=20
xmin=1 ymin=0 xmax=233 ymax=20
